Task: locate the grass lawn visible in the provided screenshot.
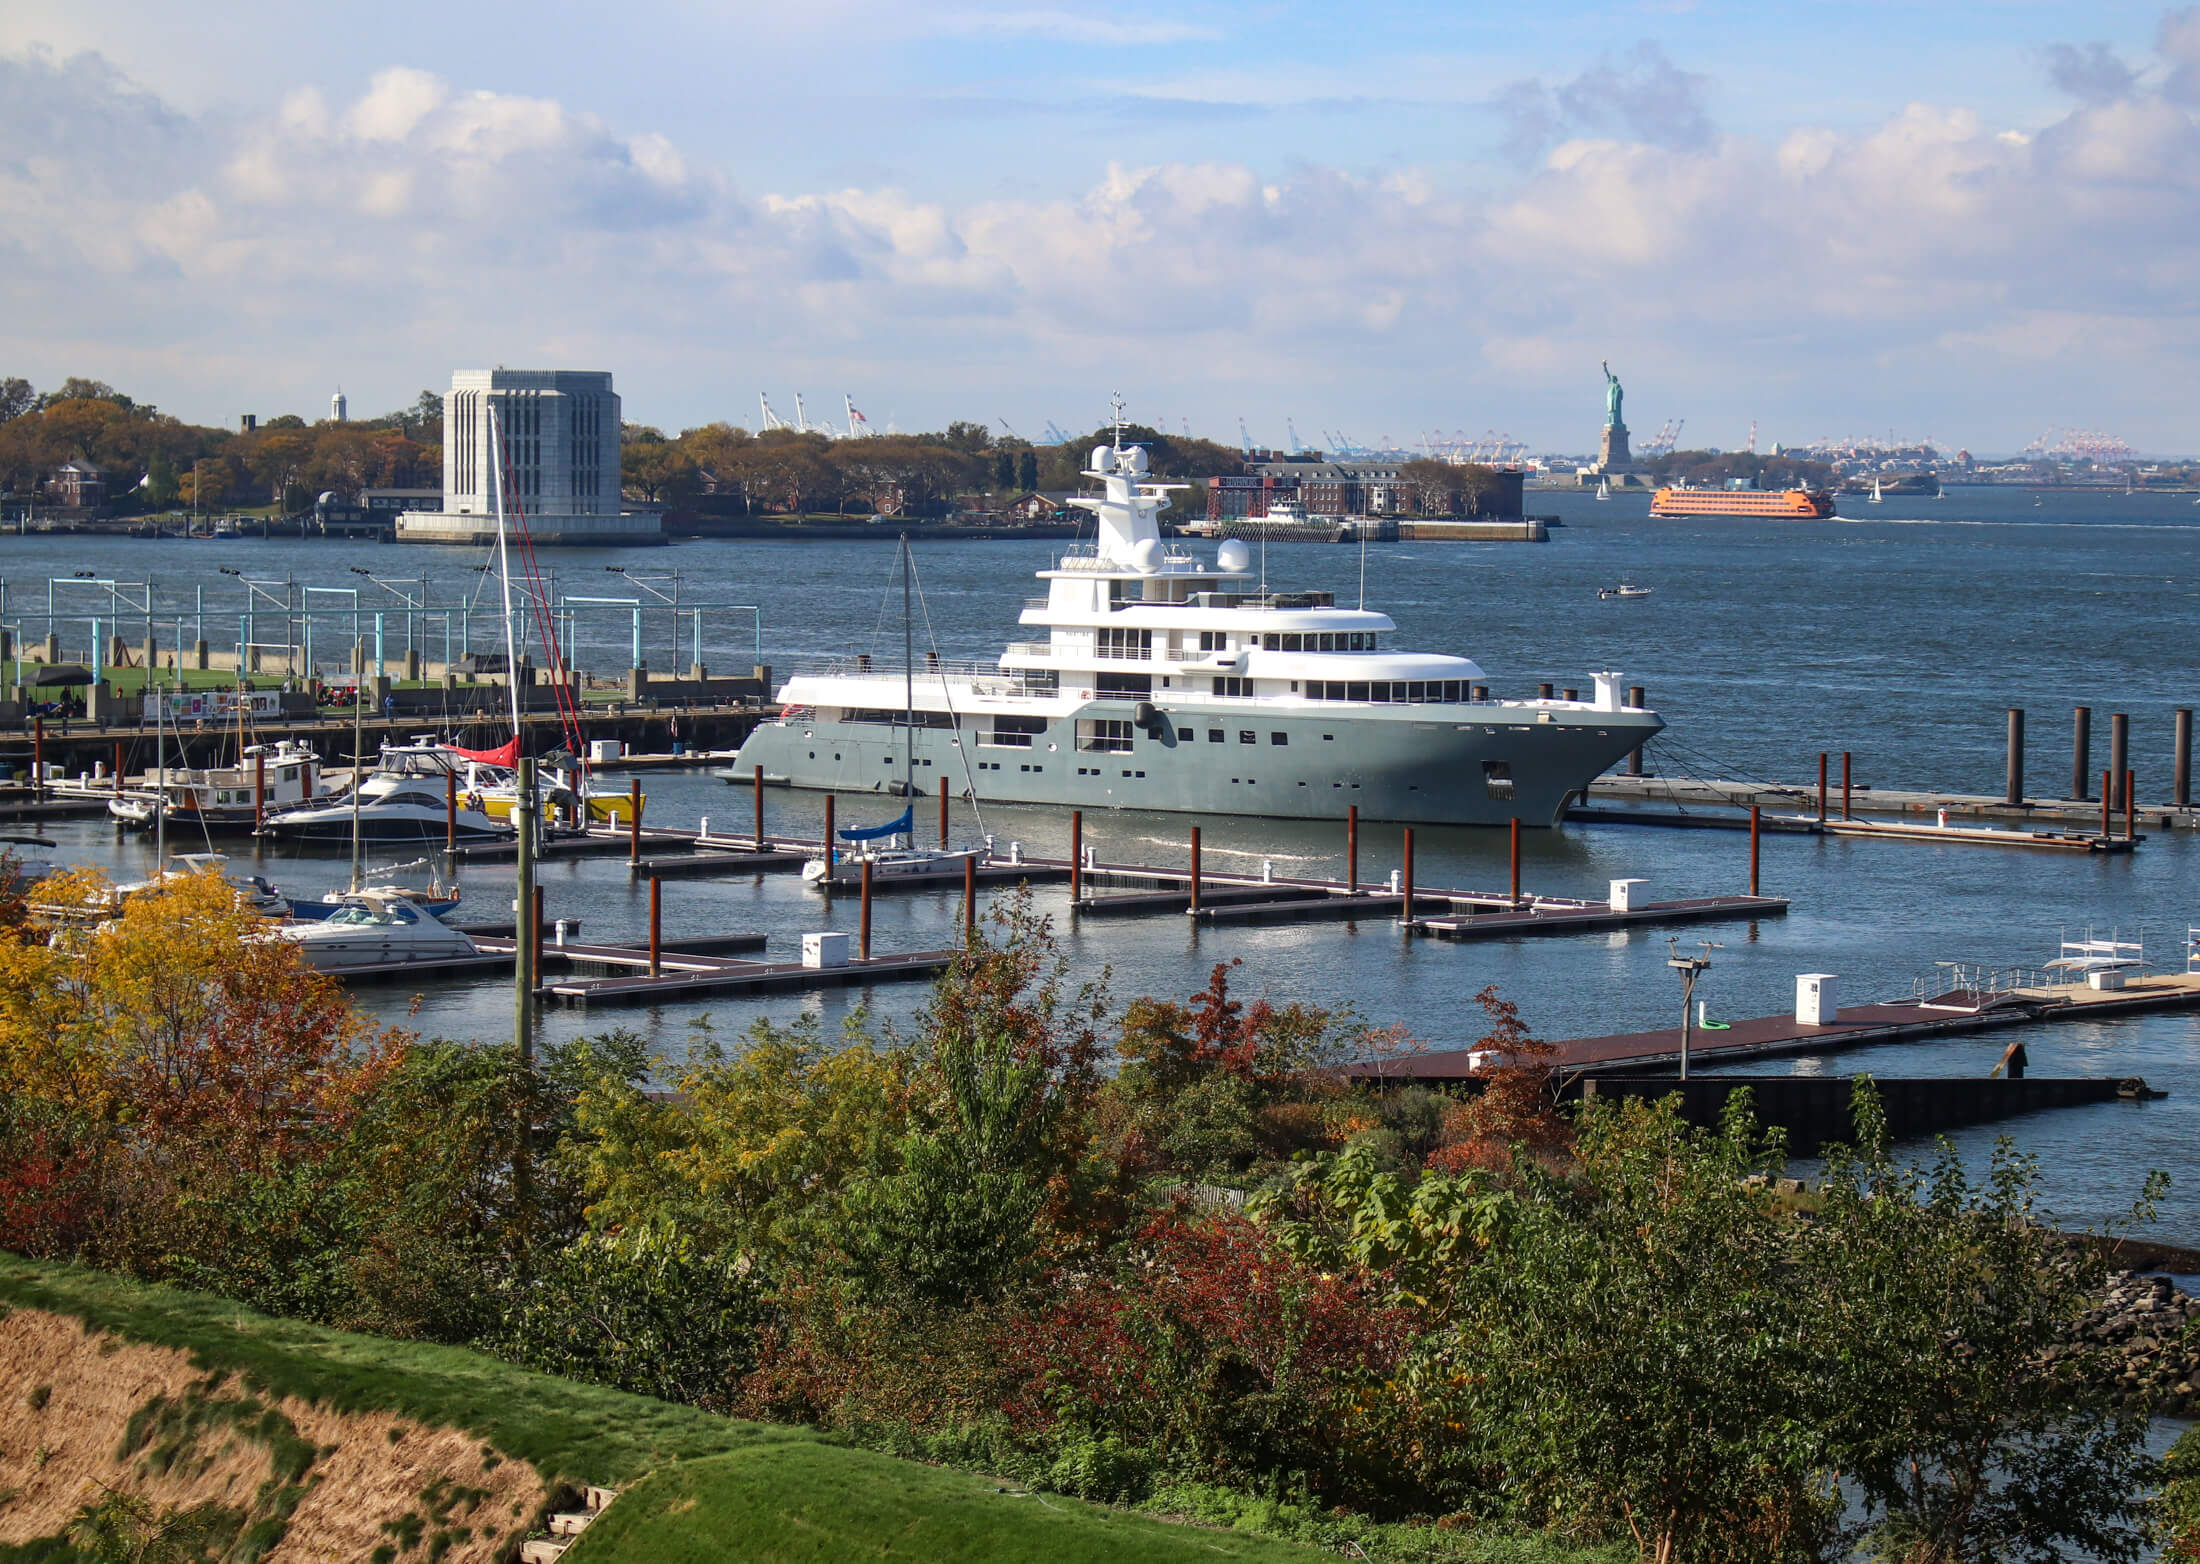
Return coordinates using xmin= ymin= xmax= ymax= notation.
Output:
xmin=565 ymin=1443 xmax=1323 ymax=1564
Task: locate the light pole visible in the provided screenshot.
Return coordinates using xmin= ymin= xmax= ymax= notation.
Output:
xmin=1666 ymin=938 xmax=1722 ymax=1080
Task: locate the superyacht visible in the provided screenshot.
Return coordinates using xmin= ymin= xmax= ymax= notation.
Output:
xmin=732 ymin=413 xmax=1661 ymax=826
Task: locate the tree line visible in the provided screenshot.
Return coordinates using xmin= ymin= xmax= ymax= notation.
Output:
xmin=0 ymin=867 xmax=2191 ymax=1563
xmin=0 ymin=376 xmax=443 ymax=513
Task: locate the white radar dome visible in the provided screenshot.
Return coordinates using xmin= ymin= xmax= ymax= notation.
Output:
xmin=1130 ymin=537 xmax=1165 ymax=574
xmin=1216 ymin=539 xmax=1252 ymax=572
xmin=1091 ymin=445 xmax=1116 ymax=473
xmin=1125 ymin=445 xmax=1149 ymax=474
xmin=317 ymin=491 xmax=337 ymax=504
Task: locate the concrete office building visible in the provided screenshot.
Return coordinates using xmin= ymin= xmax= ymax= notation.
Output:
xmin=398 ymin=369 xmax=663 ymax=546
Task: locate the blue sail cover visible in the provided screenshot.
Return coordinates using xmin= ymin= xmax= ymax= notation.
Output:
xmin=839 ymin=807 xmax=913 ymax=843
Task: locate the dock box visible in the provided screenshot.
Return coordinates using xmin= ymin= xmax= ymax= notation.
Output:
xmin=802 ymin=931 xmax=850 ymax=969
xmin=1796 ymin=973 xmax=1838 ymax=1026
xmin=2088 ymin=969 xmax=2127 ymax=991
xmin=1608 ymin=878 xmax=1647 ymax=912
xmin=589 ymin=739 xmax=624 ymax=763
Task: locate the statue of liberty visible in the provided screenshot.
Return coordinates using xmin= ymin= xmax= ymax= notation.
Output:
xmin=1602 ymin=361 xmax=1624 ymax=429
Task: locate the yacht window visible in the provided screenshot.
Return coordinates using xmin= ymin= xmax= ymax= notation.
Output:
xmin=1348 ymin=682 xmax=1370 ymax=702
xmin=1483 ymin=760 xmax=1515 ymax=801
xmin=1096 ymin=672 xmax=1152 ymax=697
xmin=1177 ymin=728 xmax=1193 ymax=740
xmin=1207 ymin=729 xmax=1224 ymax=743
xmin=984 ymin=715 xmax=1047 ymax=749
xmin=1212 ymin=676 xmax=1250 ymax=698
xmin=1261 ymin=634 xmax=1280 ymax=650
xmin=1444 ymin=680 xmax=1461 ymax=700
xmin=1270 ymin=732 xmax=1288 ymax=746
xmin=1199 ymin=630 xmax=1227 ymax=652
xmin=1238 ymin=730 xmax=1255 ymax=745
xmin=1077 ymin=719 xmax=1135 ymax=754
xmin=1283 ymin=634 xmax=1302 ymax=651
xmin=1409 ymin=682 xmax=1425 ymax=701
xmin=1096 ymin=626 xmax=1152 ymax=660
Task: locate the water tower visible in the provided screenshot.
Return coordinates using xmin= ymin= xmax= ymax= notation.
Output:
xmin=330 ymin=388 xmax=348 ymax=423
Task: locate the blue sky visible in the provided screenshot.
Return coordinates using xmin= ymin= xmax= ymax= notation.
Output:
xmin=4 ymin=1 xmax=2196 ymax=452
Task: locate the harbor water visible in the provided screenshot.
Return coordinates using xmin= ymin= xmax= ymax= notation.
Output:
xmin=11 ymin=484 xmax=2200 ymax=1239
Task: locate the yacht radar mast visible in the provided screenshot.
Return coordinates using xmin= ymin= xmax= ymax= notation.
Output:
xmin=1072 ymin=394 xmax=1189 ymax=566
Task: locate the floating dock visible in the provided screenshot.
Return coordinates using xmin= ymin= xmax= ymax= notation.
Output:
xmin=1358 ymin=971 xmax=2200 ymax=1079
xmin=1585 ymin=772 xmax=2194 ymax=833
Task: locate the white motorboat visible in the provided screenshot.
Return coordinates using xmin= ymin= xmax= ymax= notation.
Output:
xmin=267 ymin=889 xmax=480 ymax=972
xmin=1598 ymin=584 xmax=1652 ymax=600
xmin=261 ymin=785 xmax=512 ymax=843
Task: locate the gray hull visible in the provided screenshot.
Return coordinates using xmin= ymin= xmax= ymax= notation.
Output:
xmin=733 ymin=700 xmax=1660 ymax=827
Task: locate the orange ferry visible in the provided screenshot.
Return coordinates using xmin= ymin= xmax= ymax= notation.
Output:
xmin=1649 ymin=486 xmax=1837 ymax=519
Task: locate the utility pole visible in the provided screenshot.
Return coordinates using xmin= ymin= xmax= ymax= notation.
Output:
xmin=512 ymin=751 xmax=536 ymax=1252
xmin=1666 ymin=938 xmax=1721 ymax=1081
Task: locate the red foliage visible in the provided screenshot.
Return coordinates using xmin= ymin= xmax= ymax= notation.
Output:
xmin=997 ymin=1208 xmax=1416 ymax=1496
xmin=0 ymin=1125 xmax=92 ymax=1254
xmin=1426 ymin=985 xmax=1572 ymax=1176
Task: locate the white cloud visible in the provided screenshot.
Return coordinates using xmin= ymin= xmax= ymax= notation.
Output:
xmin=6 ymin=29 xmax=2200 ymax=449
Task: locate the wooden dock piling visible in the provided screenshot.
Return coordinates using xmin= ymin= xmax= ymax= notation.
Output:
xmin=1190 ymin=826 xmax=1202 ymax=913
xmin=1537 ymin=682 xmax=1554 ymax=700
xmin=1841 ymin=751 xmax=1852 ymax=820
xmin=938 ymin=774 xmax=949 ymax=847
xmin=1749 ymin=804 xmax=1761 ymax=896
xmin=754 ymin=764 xmax=765 ymax=845
xmin=1347 ymin=805 xmax=1359 ymax=894
xmin=1401 ymin=827 xmax=1415 ymax=925
xmin=1509 ymin=815 xmax=1521 ymax=906
xmin=111 ymin=740 xmax=122 ymax=795
xmin=2102 ymin=770 xmax=2112 ymax=838
xmin=962 ymin=855 xmax=976 ymax=935
xmin=2006 ymin=708 xmax=2024 ymax=805
xmin=823 ymin=796 xmax=834 ymax=867
xmin=1070 ymin=809 xmax=1083 ymax=903
xmin=2127 ymin=770 xmax=2137 ymax=841
xmin=859 ymin=859 xmax=874 ymax=960
xmin=2111 ymin=713 xmax=2129 ymax=811
xmin=627 ymin=780 xmax=642 ymax=863
xmin=1627 ymin=685 xmax=1645 ymax=775
xmin=1817 ymin=753 xmax=1828 ymax=822
xmin=649 ymin=877 xmax=662 ymax=977
xmin=2073 ymin=706 xmax=2092 ymax=799
xmin=2179 ymin=709 xmax=2194 ymax=809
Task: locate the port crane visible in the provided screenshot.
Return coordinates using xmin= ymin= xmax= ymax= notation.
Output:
xmin=1238 ymin=417 xmax=1254 ymax=456
xmin=758 ymin=393 xmax=790 ymax=432
xmin=1639 ymin=418 xmax=1683 ymax=459
xmin=845 ymin=396 xmax=872 ymax=438
xmin=1042 ymin=421 xmax=1072 ymax=445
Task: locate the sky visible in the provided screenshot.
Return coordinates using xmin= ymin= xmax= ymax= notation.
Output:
xmin=2 ymin=1 xmax=2196 ymax=454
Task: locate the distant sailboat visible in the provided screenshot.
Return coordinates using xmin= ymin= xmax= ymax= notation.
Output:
xmin=1868 ymin=478 xmax=1884 ymax=505
xmin=1595 ymin=477 xmax=1611 ymax=501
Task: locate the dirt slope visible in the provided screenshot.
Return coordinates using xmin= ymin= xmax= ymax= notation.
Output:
xmin=0 ymin=1306 xmax=547 ymax=1562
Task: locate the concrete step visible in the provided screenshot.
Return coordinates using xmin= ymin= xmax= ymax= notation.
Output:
xmin=548 ymin=1511 xmax=594 ymax=1536
xmin=519 ymin=1541 xmax=569 ymax=1563
xmin=585 ymin=1486 xmax=619 ymax=1513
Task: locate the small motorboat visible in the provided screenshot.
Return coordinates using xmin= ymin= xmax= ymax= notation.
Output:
xmin=1597 ymin=584 xmax=1653 ymax=600
xmin=117 ymin=852 xmax=289 ymax=915
xmin=266 ymin=889 xmax=480 ymax=972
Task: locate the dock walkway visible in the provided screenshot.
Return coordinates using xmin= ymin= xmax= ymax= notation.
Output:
xmin=1358 ymin=972 xmax=2200 ymax=1079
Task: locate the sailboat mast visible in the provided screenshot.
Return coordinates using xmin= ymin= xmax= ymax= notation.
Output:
xmin=154 ymin=684 xmax=165 ymax=865
xmin=901 ymin=536 xmax=914 ymax=817
xmin=349 ymin=676 xmax=363 ymax=892
xmin=490 ymin=402 xmax=523 ymax=743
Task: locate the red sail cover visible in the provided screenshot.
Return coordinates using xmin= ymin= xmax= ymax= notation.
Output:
xmin=448 ymin=737 xmax=520 ymax=767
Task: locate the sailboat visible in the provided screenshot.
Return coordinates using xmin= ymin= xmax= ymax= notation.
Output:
xmin=1868 ymin=478 xmax=1884 ymax=504
xmin=1595 ymin=477 xmax=1611 ymax=501
xmin=802 ymin=535 xmax=986 ymax=890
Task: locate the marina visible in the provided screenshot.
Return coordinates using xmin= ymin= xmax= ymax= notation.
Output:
xmin=0 ymin=490 xmax=2197 ymax=1241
